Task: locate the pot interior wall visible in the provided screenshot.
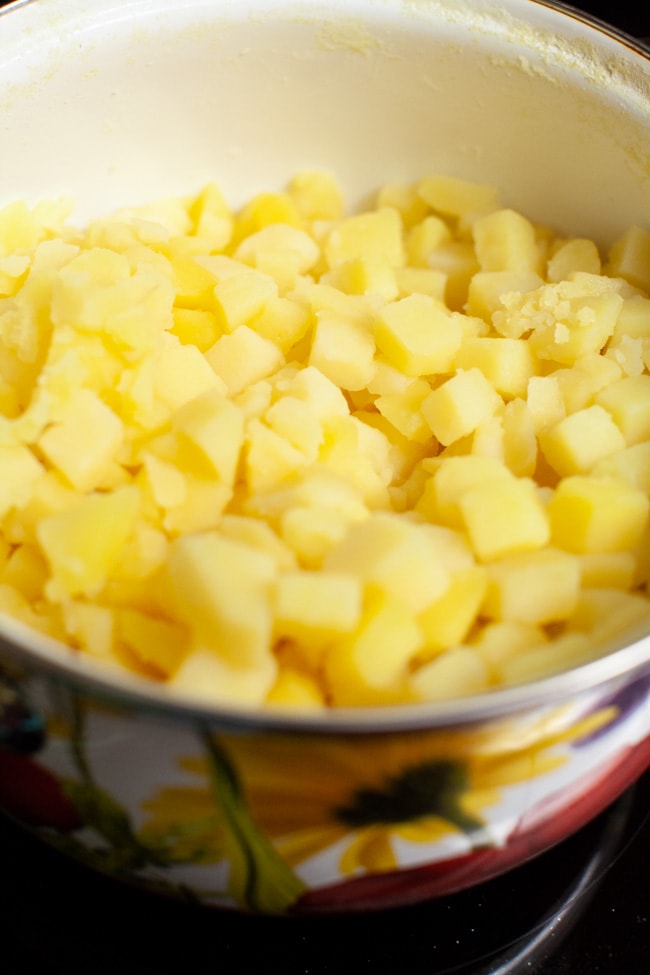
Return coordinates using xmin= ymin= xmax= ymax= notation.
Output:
xmin=0 ymin=0 xmax=648 ymax=245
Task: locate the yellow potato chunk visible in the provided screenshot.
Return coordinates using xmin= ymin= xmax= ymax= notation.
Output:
xmin=421 ymin=367 xmax=503 ymax=446
xmin=165 ymin=532 xmax=275 ymax=667
xmin=37 ymin=388 xmax=123 ymax=492
xmin=538 ymin=405 xmax=627 ymax=476
xmin=458 ymin=476 xmax=550 ymax=561
xmin=472 ymin=209 xmax=541 ymax=272
xmin=0 ymin=168 xmax=648 ymax=709
xmin=324 ymin=207 xmax=404 ymax=269
xmin=374 ymin=294 xmax=462 ymax=377
xmin=37 ymin=486 xmax=140 ymax=599
xmin=483 ymin=547 xmax=581 ymax=624
xmin=547 ymin=475 xmax=649 ymax=554
xmin=324 ymin=587 xmax=422 ymax=706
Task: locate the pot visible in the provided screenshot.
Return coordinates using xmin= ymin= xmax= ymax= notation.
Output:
xmin=0 ymin=0 xmax=649 ymax=915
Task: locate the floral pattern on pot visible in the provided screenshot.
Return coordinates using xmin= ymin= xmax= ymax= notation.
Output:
xmin=1 ymin=674 xmax=650 ymax=914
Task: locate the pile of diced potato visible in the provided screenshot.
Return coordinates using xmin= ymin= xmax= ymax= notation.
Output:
xmin=0 ymin=170 xmax=649 ymax=709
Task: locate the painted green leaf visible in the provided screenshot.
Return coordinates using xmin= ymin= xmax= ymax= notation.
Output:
xmin=201 ymin=728 xmax=306 ymax=914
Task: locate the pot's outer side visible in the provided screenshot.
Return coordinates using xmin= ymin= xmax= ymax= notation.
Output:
xmin=0 ymin=0 xmax=650 ymax=912
xmin=0 ymin=662 xmax=649 ymax=913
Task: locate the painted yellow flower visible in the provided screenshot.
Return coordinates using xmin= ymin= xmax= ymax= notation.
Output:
xmin=142 ymin=702 xmax=616 ymax=878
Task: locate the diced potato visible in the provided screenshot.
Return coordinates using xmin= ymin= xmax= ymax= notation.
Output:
xmin=165 ymin=532 xmax=275 ymax=667
xmin=205 ymin=324 xmax=284 ymax=395
xmin=547 ymin=475 xmax=649 ymax=554
xmin=405 ymin=215 xmax=452 ymax=266
xmin=37 ymin=388 xmax=123 ymax=492
xmin=273 ymin=569 xmax=363 ymax=663
xmin=324 ymin=208 xmax=404 ymax=269
xmin=409 ymin=646 xmax=490 ymax=701
xmin=421 ymin=367 xmax=503 ymax=446
xmin=170 ymin=645 xmax=278 ymax=706
xmin=417 ymin=567 xmax=488 ymax=651
xmin=417 ymin=174 xmax=498 ymax=217
xmin=594 ymin=374 xmax=650 ymax=445
xmin=375 ymin=293 xmax=462 ymax=377
xmin=288 ymin=170 xmax=344 ymax=221
xmin=538 ymin=405 xmax=627 ymax=476
xmin=466 ymin=269 xmax=544 ymax=323
xmin=173 ymin=387 xmax=245 ymax=484
xmin=419 ymin=454 xmax=512 ymax=527
xmin=455 ymin=336 xmax=538 ymax=399
xmin=591 ymin=441 xmax=650 ymax=494
xmin=375 ymin=378 xmax=433 ymax=444
xmin=266 ymin=667 xmax=327 ymax=710
xmin=324 ymin=587 xmax=422 ymax=706
xmin=499 ymin=632 xmax=595 ymax=686
xmin=473 ymin=209 xmax=541 ymax=273
xmin=606 ymin=224 xmax=650 ymax=292
xmin=37 ymin=486 xmax=140 ymax=599
xmin=170 ymin=307 xmax=221 ymax=352
xmin=547 ymin=238 xmax=601 ymax=281
xmin=309 ymin=310 xmax=375 ymax=390
xmin=324 ymin=512 xmax=450 ymax=614
xmin=483 ymin=547 xmax=581 ymax=624
xmin=322 ymin=256 xmax=399 ymax=301
xmin=458 ymin=475 xmax=550 ymax=561
xmin=249 ymin=295 xmax=310 ymax=354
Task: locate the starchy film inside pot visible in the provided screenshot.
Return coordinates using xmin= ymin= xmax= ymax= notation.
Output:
xmin=0 ymin=171 xmax=649 ymax=708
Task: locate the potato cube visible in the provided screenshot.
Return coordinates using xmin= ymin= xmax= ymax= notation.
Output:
xmin=499 ymin=632 xmax=595 ymax=686
xmin=374 ymin=294 xmax=463 ymax=377
xmin=376 ymin=181 xmax=430 ymax=229
xmin=421 ymin=367 xmax=503 ymax=446
xmin=420 ymin=454 xmax=512 ymax=527
xmin=212 ymin=269 xmax=278 ymax=333
xmin=250 ymin=295 xmax=310 ymax=354
xmin=265 ymin=668 xmax=326 ymax=710
xmin=529 ymin=290 xmax=623 ymax=365
xmin=244 ymin=418 xmax=308 ymax=495
xmin=473 ymin=209 xmax=541 ymax=272
xmin=280 ymin=505 xmax=360 ymax=568
xmin=606 ymin=225 xmax=650 ymax=292
xmin=466 ymin=269 xmax=544 ymax=324
xmin=538 ymin=405 xmax=627 ymax=476
xmin=273 ymin=570 xmax=363 ymax=660
xmin=417 ymin=174 xmax=498 ymax=217
xmin=417 ymin=567 xmax=488 ymax=650
xmin=502 ymin=398 xmax=537 ymax=477
xmin=547 ymin=475 xmax=649 ymax=554
xmin=37 ymin=388 xmax=123 ymax=492
xmin=405 ymin=215 xmax=452 ymax=266
xmin=187 ymin=181 xmax=233 ymax=247
xmin=117 ymin=608 xmax=188 ymax=678
xmin=0 ymin=544 xmax=48 ymax=602
xmin=173 ymin=388 xmax=245 ymax=484
xmin=578 ymin=552 xmax=636 ymax=590
xmin=162 ymin=475 xmax=232 ymax=535
xmin=455 ymin=336 xmax=538 ymax=399
xmin=555 ymin=352 xmax=622 ymax=414
xmin=525 ymin=375 xmax=566 ymax=432
xmin=322 ymin=255 xmax=399 ymax=302
xmin=155 ymin=339 xmax=225 ymax=411
xmin=459 ymin=476 xmax=550 ymax=561
xmin=324 ymin=512 xmax=450 ymax=613
xmin=0 ymin=445 xmax=44 ymax=520
xmin=288 ymin=170 xmax=344 ymax=221
xmin=165 ymin=532 xmax=275 ymax=666
xmin=324 ymin=207 xmax=404 ymax=268
xmin=409 ymin=646 xmax=489 ymax=701
xmin=62 ymin=601 xmax=116 ymax=662
xmin=375 ymin=378 xmax=433 ymax=443
xmin=205 ymin=325 xmax=283 ymax=395
xmin=394 ymin=266 xmax=448 ymax=302
xmin=547 ymin=238 xmax=601 ymax=281
xmin=308 ymin=310 xmax=375 ymax=391
xmin=472 ymin=620 xmax=550 ymax=680
xmin=170 ymin=645 xmax=277 ymax=706
xmin=591 ymin=441 xmax=650 ymax=494
xmin=234 ymin=223 xmax=319 ymax=276
xmin=171 ymin=255 xmax=219 ymax=310
xmin=324 ymin=587 xmax=422 ymax=706
xmin=611 ymin=294 xmax=650 ymax=344
xmin=170 ymin=307 xmax=221 ymax=351
xmin=594 ymin=375 xmax=650 ymax=446
xmin=483 ymin=547 xmax=581 ymax=624
xmin=37 ymin=485 xmax=140 ymax=599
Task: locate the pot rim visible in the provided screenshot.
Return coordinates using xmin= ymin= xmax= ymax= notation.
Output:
xmin=0 ymin=0 xmax=649 ymax=734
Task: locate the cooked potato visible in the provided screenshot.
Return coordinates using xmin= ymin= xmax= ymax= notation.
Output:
xmin=0 ymin=170 xmax=648 ymax=708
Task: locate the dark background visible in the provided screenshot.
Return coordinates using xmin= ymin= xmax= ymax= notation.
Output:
xmin=0 ymin=1 xmax=649 ymax=974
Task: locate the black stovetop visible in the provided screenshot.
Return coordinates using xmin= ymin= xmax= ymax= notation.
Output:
xmin=0 ymin=2 xmax=648 ymax=973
